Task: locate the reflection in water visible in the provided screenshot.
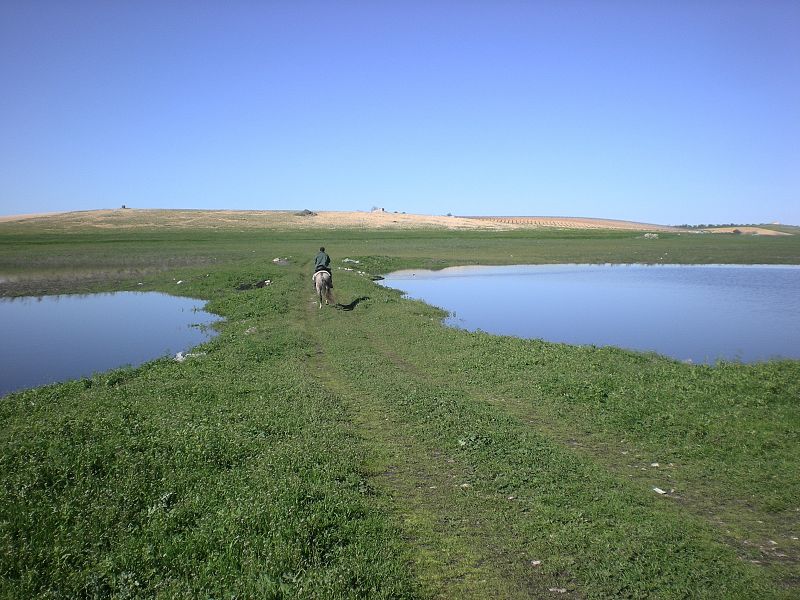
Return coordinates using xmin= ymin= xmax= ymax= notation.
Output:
xmin=1 ymin=292 xmax=221 ymax=396
xmin=382 ymin=264 xmax=800 ymax=364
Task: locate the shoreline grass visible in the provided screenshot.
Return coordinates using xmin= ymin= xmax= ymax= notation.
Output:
xmin=1 ymin=221 xmax=799 ymax=597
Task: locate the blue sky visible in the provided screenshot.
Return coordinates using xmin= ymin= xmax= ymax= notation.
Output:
xmin=1 ymin=1 xmax=798 ymax=224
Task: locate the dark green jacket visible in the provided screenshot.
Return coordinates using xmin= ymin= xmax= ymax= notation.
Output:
xmin=314 ymin=251 xmax=331 ymax=271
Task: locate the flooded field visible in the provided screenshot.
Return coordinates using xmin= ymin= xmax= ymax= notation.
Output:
xmin=382 ymin=264 xmax=800 ymax=363
xmin=0 ymin=292 xmax=220 ymax=396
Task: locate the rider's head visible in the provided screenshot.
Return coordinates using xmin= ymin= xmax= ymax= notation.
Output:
xmin=319 ymin=246 xmax=325 ymax=252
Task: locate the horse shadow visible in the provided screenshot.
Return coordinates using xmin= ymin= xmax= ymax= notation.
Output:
xmin=336 ymin=296 xmax=370 ymax=311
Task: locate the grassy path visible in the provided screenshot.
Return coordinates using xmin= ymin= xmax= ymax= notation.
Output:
xmin=303 ymin=296 xmax=549 ymax=598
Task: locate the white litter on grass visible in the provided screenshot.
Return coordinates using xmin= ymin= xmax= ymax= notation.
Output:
xmin=650 ymin=462 xmax=660 ymax=467
xmin=549 ymin=588 xmax=567 ymax=594
xmin=176 ymin=280 xmax=183 ymax=285
xmin=342 ymin=258 xmax=360 ymax=263
xmin=530 ymin=560 xmax=542 ymax=567
xmin=653 ymin=487 xmax=667 ymax=495
xmin=174 ymin=351 xmax=206 ymax=362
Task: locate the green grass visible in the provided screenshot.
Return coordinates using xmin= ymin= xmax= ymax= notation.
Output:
xmin=1 ymin=220 xmax=799 ymax=597
xmin=311 ymin=271 xmax=799 ymax=597
xmin=1 ymin=226 xmax=799 ymax=297
xmin=0 ymin=273 xmax=417 ymax=598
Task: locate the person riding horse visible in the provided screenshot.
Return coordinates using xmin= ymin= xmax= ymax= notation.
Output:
xmin=313 ymin=246 xmax=333 ymax=288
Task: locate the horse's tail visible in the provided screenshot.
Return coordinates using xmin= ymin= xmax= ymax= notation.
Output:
xmin=323 ymin=272 xmax=334 ymax=304
xmin=314 ymin=271 xmax=334 ymax=306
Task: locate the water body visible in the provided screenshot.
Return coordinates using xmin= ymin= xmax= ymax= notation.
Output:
xmin=0 ymin=292 xmax=221 ymax=396
xmin=381 ymin=264 xmax=800 ymax=364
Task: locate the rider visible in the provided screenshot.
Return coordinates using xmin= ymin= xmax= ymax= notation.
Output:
xmin=313 ymin=246 xmax=333 ymax=288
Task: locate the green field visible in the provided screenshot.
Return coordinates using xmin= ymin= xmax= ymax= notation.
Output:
xmin=1 ymin=218 xmax=799 ymax=598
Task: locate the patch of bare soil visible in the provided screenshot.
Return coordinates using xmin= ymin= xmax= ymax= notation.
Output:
xmin=0 ymin=211 xmax=65 ymax=223
xmin=703 ymin=227 xmax=791 ymax=236
xmin=464 ymin=215 xmax=682 ymax=231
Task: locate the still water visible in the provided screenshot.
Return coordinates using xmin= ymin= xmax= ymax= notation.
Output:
xmin=381 ymin=264 xmax=800 ymax=364
xmin=0 ymin=292 xmax=220 ymax=396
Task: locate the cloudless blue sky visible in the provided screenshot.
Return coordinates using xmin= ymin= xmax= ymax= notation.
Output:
xmin=1 ymin=1 xmax=798 ymax=224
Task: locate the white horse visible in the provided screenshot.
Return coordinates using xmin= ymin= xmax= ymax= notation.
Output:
xmin=313 ymin=270 xmax=334 ymax=308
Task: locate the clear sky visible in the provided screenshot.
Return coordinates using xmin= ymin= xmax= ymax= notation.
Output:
xmin=1 ymin=1 xmax=798 ymax=224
